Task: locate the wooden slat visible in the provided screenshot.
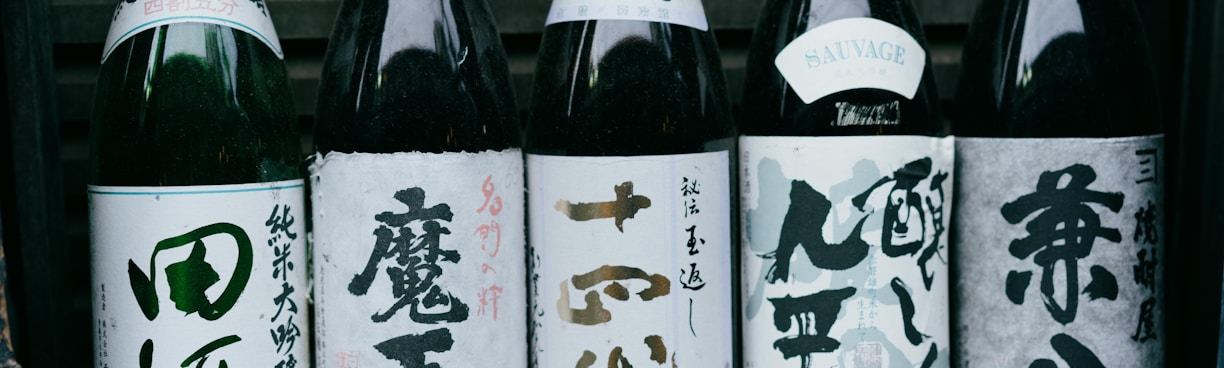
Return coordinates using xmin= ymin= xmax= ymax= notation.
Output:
xmin=2 ymin=0 xmax=72 ymax=366
xmin=1167 ymin=0 xmax=1224 ymax=366
xmin=50 ymin=0 xmax=982 ymax=44
xmin=914 ymin=0 xmax=981 ymax=26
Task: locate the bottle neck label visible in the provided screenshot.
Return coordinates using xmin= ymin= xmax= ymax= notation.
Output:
xmin=308 ymin=150 xmax=527 ymax=368
xmin=739 ymin=135 xmax=954 ymax=367
xmin=775 ymin=18 xmax=926 ymax=104
xmin=953 ymin=135 xmax=1165 ymax=366
xmin=102 ymin=0 xmax=284 ymax=63
xmin=89 ymin=180 xmax=307 ymax=368
xmin=545 ymin=0 xmax=710 ymax=31
xmin=526 ymin=152 xmax=734 ymax=367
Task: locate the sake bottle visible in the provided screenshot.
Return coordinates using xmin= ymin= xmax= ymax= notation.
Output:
xmin=309 ymin=0 xmax=525 ymax=366
xmin=738 ymin=0 xmax=952 ymax=367
xmin=88 ymin=2 xmax=307 ymax=367
xmin=952 ymin=0 xmax=1164 ymax=366
xmin=525 ymin=0 xmax=737 ymax=366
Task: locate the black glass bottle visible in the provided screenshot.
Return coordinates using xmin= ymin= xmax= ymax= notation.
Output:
xmin=310 ymin=0 xmax=527 ymax=367
xmin=952 ymin=0 xmax=1164 ymax=366
xmin=525 ymin=1 xmax=737 ymax=366
xmin=740 ymin=0 xmax=942 ymax=137
xmin=954 ymin=0 xmax=1160 ymax=138
xmin=738 ymin=0 xmax=952 ymax=367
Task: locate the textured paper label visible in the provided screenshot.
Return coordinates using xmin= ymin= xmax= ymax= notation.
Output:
xmin=90 ymin=180 xmax=307 ymax=368
xmin=740 ymin=136 xmax=954 ymax=368
xmin=309 ymin=151 xmax=526 ymax=368
xmin=527 ymin=152 xmax=734 ymax=367
xmin=103 ymin=0 xmax=284 ymax=62
xmin=954 ymin=136 xmax=1164 ymax=367
xmin=545 ymin=0 xmax=710 ymax=31
xmin=775 ymin=18 xmax=926 ymax=104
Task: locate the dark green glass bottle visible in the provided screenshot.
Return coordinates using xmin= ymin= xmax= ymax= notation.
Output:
xmin=525 ymin=1 xmax=737 ymax=366
xmin=90 ymin=25 xmax=299 ymax=186
xmin=309 ymin=0 xmax=526 ymax=367
xmin=953 ymin=0 xmax=1164 ymax=366
xmin=88 ymin=3 xmax=307 ymax=367
xmin=738 ymin=0 xmax=952 ymax=367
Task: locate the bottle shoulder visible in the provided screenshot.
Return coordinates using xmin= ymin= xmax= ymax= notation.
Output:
xmin=313 ymin=0 xmax=522 ymax=154
xmin=739 ymin=0 xmax=945 ymax=137
xmin=953 ymin=0 xmax=1162 ymax=138
xmin=89 ymin=23 xmax=301 ymax=186
xmin=525 ymin=20 xmax=735 ymax=156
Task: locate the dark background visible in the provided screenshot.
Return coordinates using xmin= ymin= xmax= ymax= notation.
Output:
xmin=3 ymin=0 xmax=1222 ymax=366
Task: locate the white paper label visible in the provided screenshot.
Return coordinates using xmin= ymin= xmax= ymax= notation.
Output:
xmin=954 ymin=136 xmax=1164 ymax=367
xmin=90 ymin=180 xmax=307 ymax=368
xmin=545 ymin=0 xmax=710 ymax=31
xmin=740 ymin=136 xmax=954 ymax=368
xmin=775 ymin=18 xmax=926 ymax=104
xmin=309 ymin=151 xmax=526 ymax=368
xmin=102 ymin=0 xmax=284 ymax=62
xmin=527 ymin=152 xmax=734 ymax=367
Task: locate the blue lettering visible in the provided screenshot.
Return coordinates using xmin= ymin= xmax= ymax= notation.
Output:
xmin=879 ymin=42 xmax=894 ymax=63
xmin=862 ymin=40 xmax=879 ymax=59
xmin=805 ymin=49 xmax=822 ymax=68
xmin=802 ymin=38 xmax=912 ymax=68
xmin=850 ymin=40 xmax=865 ymax=58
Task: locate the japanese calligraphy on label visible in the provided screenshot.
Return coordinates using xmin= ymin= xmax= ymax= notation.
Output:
xmin=310 ymin=151 xmax=526 ymax=368
xmin=90 ymin=180 xmax=307 ymax=368
xmin=954 ymin=136 xmax=1165 ymax=367
xmin=527 ymin=152 xmax=733 ymax=367
xmin=775 ymin=18 xmax=927 ymax=104
xmin=545 ymin=0 xmax=710 ymax=31
xmin=103 ymin=0 xmax=283 ymax=62
xmin=740 ymin=136 xmax=954 ymax=368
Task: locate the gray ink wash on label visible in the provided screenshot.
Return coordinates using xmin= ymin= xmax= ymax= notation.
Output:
xmin=103 ymin=0 xmax=283 ymax=62
xmin=310 ymin=151 xmax=526 ymax=368
xmin=527 ymin=152 xmax=734 ymax=368
xmin=740 ymin=136 xmax=953 ymax=368
xmin=954 ymin=136 xmax=1164 ymax=368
